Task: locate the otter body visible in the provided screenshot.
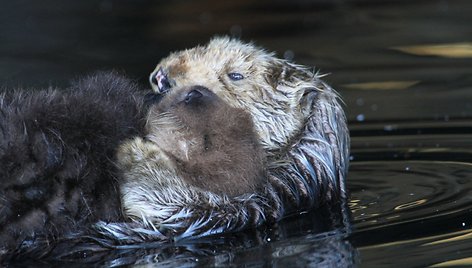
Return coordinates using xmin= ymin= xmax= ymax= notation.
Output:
xmin=0 ymin=72 xmax=148 ymax=257
xmin=97 ymin=37 xmax=349 ymax=242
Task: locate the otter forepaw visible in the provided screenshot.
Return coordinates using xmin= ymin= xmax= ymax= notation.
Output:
xmin=116 ymin=137 xmax=172 ymax=170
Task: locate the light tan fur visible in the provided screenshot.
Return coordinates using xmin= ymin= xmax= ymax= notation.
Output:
xmin=150 ymin=37 xmax=322 ymax=155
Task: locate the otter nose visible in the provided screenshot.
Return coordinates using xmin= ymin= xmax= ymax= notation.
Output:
xmin=184 ymin=86 xmax=209 ymax=104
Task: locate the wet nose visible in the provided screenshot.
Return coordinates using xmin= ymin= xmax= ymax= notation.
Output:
xmin=184 ymin=86 xmax=209 ymax=104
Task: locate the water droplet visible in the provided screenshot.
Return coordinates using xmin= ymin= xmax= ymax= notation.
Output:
xmin=356 ymin=114 xmax=365 ymax=122
xmin=384 ymin=125 xmax=394 ymax=131
xmin=405 ymin=166 xmax=410 ymax=171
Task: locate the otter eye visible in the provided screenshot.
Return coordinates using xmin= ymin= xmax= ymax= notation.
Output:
xmin=228 ymin=72 xmax=244 ymax=81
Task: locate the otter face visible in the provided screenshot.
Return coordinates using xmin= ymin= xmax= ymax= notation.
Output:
xmin=150 ymin=37 xmax=321 ymax=155
xmin=144 ymin=85 xmax=266 ymax=197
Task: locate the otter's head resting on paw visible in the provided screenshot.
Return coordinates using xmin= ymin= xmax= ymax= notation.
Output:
xmin=145 ymin=85 xmax=266 ymax=196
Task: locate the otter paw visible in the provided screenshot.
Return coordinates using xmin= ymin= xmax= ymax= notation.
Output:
xmin=116 ymin=137 xmax=173 ymax=170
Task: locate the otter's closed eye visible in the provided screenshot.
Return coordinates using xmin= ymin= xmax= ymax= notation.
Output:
xmin=228 ymin=72 xmax=244 ymax=81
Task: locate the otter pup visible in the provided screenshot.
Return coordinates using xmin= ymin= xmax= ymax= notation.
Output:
xmin=117 ymin=85 xmax=266 ymax=225
xmin=0 ymin=72 xmax=149 ymax=258
xmin=148 ymin=85 xmax=266 ymax=196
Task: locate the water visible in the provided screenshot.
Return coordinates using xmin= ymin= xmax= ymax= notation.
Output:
xmin=1 ymin=0 xmax=472 ymax=267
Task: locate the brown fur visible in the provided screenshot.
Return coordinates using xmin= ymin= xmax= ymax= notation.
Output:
xmin=118 ymin=85 xmax=266 ymax=198
xmin=148 ymin=85 xmax=266 ymax=196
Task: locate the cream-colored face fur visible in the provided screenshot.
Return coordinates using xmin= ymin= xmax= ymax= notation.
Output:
xmin=150 ymin=37 xmax=321 ymax=155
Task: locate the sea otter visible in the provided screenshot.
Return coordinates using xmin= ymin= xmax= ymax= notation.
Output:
xmin=1 ymin=37 xmax=349 ymax=260
xmin=95 ymin=37 xmax=349 ymax=243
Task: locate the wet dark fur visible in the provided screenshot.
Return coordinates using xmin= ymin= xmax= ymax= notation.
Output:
xmin=147 ymin=85 xmax=266 ymax=196
xmin=0 ymin=72 xmax=148 ymax=257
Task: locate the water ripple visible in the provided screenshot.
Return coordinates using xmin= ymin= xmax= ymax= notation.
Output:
xmin=349 ymin=161 xmax=472 ymax=232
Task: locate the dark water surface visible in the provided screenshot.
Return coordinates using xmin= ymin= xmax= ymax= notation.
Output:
xmin=2 ymin=0 xmax=472 ymax=267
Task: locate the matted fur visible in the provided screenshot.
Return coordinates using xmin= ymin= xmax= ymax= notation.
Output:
xmin=95 ymin=38 xmax=349 ymax=243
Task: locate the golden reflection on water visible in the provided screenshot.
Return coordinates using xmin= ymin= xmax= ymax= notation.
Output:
xmin=342 ymin=81 xmax=419 ymax=90
xmin=430 ymin=256 xmax=472 ymax=267
xmin=392 ymin=42 xmax=472 ymax=58
xmin=424 ymin=230 xmax=472 ymax=267
xmin=359 ymin=229 xmax=472 ymax=250
xmin=394 ymin=199 xmax=428 ymax=210
xmin=424 ymin=231 xmax=472 ymax=246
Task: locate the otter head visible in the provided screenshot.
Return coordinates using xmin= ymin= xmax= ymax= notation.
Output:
xmin=150 ymin=37 xmax=323 ymax=156
xmin=145 ymin=85 xmax=266 ymax=197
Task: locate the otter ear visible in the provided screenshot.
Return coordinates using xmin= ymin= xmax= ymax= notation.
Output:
xmin=266 ymin=61 xmax=319 ymax=112
xmin=299 ymin=86 xmax=319 ymax=113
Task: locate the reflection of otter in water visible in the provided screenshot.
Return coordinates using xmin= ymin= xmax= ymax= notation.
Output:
xmin=118 ymin=85 xmax=266 ymax=200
